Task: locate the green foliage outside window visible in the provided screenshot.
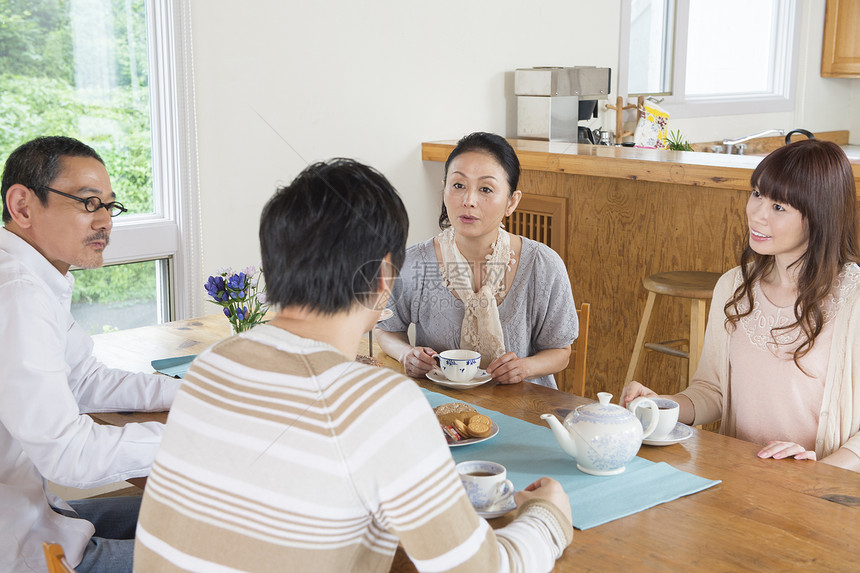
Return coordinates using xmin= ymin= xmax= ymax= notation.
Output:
xmin=0 ymin=0 xmax=156 ymax=305
xmin=71 ymin=260 xmax=156 ymax=304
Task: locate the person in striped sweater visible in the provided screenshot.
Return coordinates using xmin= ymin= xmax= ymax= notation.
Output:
xmin=134 ymin=158 xmax=573 ymax=572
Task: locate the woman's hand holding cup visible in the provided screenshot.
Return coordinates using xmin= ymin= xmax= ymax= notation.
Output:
xmin=619 ymin=380 xmax=659 ymax=407
xmin=400 ymin=346 xmax=437 ymax=378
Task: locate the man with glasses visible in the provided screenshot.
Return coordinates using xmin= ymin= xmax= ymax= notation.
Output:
xmin=0 ymin=136 xmax=179 ymax=573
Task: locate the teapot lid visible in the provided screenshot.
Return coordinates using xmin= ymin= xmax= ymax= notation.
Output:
xmin=568 ymin=392 xmax=635 ymax=425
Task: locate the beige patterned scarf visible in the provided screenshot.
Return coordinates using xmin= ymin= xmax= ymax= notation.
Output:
xmin=438 ymin=227 xmax=515 ymax=368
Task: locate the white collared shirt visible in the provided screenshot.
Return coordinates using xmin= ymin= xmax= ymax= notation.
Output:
xmin=0 ymin=227 xmax=179 ymax=572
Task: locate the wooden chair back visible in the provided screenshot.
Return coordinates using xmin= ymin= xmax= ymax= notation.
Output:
xmin=567 ymin=302 xmax=590 ymax=395
xmin=43 ymin=542 xmax=77 ymax=573
xmin=503 ymin=193 xmax=567 ymax=259
xmin=504 ymin=194 xmax=584 ymax=393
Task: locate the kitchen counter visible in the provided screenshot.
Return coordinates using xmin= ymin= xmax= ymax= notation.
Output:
xmin=421 ymin=139 xmax=860 ymax=399
xmin=423 ymin=138 xmax=860 ymax=191
xmin=424 ymin=139 xmax=760 ymax=190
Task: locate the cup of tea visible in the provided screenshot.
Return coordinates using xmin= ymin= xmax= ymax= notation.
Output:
xmin=456 ymin=460 xmax=514 ymax=512
xmin=434 ymin=349 xmax=481 ymax=382
xmin=628 ymin=397 xmax=679 ymax=440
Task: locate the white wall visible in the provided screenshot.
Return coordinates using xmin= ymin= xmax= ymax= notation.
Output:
xmin=189 ymin=0 xmax=618 ymax=301
xmin=189 ymin=0 xmax=858 ymax=310
xmin=851 ymin=82 xmax=860 ymax=142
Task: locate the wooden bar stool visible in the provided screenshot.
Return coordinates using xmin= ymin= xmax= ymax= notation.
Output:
xmin=625 ymin=271 xmax=721 ymax=391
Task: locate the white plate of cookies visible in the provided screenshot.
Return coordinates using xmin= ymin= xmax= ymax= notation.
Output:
xmin=435 ymin=402 xmax=499 ymax=447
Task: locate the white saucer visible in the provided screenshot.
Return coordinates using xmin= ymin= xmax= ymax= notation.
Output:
xmin=426 ymin=367 xmax=492 ymax=389
xmin=642 ymin=422 xmax=694 ymax=446
xmin=449 ymin=422 xmax=499 ymax=447
xmin=476 ymin=498 xmax=516 ymax=519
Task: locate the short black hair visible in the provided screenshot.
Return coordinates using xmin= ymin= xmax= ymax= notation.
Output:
xmin=259 ymin=158 xmax=408 ymax=314
xmin=1 ymin=136 xmax=104 ymax=223
xmin=439 ymin=132 xmax=520 ymax=228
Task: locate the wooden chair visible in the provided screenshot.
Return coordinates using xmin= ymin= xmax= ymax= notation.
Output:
xmin=625 ymin=271 xmax=721 ymax=392
xmin=504 ymin=194 xmax=584 ymax=394
xmin=503 ymin=193 xmax=567 ymax=259
xmin=565 ymin=302 xmax=591 ymax=395
xmin=43 ymin=542 xmax=77 ymax=573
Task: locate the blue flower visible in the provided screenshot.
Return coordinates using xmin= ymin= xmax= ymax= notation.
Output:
xmin=204 ymin=276 xmax=226 ymax=300
xmin=236 ymin=306 xmax=248 ymax=321
xmin=207 ymin=265 xmax=269 ymax=333
xmin=226 ymin=272 xmax=247 ymax=291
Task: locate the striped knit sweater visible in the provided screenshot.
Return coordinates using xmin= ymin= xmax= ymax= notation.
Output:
xmin=134 ymin=325 xmax=572 ymax=572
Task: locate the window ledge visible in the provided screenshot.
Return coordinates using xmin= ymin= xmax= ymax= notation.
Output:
xmin=661 ymin=94 xmax=794 ymax=119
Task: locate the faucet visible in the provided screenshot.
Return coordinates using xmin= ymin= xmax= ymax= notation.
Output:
xmin=721 ymin=129 xmax=785 ymax=155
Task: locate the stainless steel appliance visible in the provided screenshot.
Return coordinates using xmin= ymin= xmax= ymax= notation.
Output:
xmin=514 ymin=66 xmax=611 ymax=142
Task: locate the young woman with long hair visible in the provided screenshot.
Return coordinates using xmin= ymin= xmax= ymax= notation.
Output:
xmin=622 ymin=139 xmax=860 ymax=472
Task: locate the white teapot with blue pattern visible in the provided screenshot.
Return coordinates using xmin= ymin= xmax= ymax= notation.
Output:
xmin=541 ymin=392 xmax=659 ymax=476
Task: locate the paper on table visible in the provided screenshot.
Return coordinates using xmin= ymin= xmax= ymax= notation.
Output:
xmin=422 ymin=389 xmax=721 ymax=530
xmin=151 ymin=355 xmax=197 ymax=379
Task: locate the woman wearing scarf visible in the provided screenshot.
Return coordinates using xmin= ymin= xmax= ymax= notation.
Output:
xmin=376 ymin=132 xmax=577 ymax=388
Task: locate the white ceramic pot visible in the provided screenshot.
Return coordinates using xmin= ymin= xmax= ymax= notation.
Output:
xmin=541 ymin=392 xmax=659 ymax=475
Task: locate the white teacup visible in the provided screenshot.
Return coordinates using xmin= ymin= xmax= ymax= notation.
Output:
xmin=456 ymin=460 xmax=515 ymax=512
xmin=628 ymin=397 xmax=680 ymax=441
xmin=434 ymin=349 xmax=481 ymax=382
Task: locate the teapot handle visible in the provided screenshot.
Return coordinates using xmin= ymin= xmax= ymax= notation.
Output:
xmin=627 ymin=397 xmax=660 ymax=439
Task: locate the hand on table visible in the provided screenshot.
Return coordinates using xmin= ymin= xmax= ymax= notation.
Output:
xmin=619 ymin=380 xmax=659 ymax=406
xmin=486 ymin=352 xmax=530 ymax=384
xmin=514 ymin=477 xmax=572 ymax=524
xmin=757 ymin=441 xmax=817 ymax=462
xmin=400 ymin=346 xmax=437 ymax=378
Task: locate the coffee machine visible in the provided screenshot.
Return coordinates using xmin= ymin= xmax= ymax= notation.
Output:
xmin=514 ymin=66 xmax=611 ymax=143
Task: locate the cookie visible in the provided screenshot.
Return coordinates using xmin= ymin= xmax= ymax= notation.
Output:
xmin=354 ymin=354 xmax=382 ymax=367
xmin=433 ymin=402 xmax=477 ymax=416
xmin=434 ymin=403 xmax=477 ymax=427
xmin=437 ymin=411 xmax=474 ymax=427
xmin=453 ymin=418 xmax=471 ymax=438
xmin=467 ymin=414 xmax=492 ymax=438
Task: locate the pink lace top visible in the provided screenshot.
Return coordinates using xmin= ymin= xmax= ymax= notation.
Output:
xmin=728 ymin=282 xmax=837 ymax=450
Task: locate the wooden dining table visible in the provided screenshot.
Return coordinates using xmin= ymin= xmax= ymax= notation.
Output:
xmin=91 ymin=315 xmax=860 ymax=571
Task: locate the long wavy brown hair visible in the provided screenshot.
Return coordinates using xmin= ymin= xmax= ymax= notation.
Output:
xmin=725 ymin=139 xmax=860 ymax=370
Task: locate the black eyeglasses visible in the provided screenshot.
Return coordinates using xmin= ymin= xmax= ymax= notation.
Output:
xmin=40 ymin=186 xmax=128 ymax=217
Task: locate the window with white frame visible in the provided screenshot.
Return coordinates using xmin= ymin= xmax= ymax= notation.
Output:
xmin=0 ymin=0 xmax=200 ymax=333
xmin=619 ymin=0 xmax=800 ymax=118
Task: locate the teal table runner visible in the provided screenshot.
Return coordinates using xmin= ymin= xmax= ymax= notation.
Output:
xmin=423 ymin=389 xmax=721 ymax=530
xmin=151 ymin=354 xmax=196 ymax=379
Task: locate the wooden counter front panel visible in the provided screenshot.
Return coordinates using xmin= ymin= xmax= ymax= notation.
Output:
xmin=519 ymin=170 xmax=748 ymax=398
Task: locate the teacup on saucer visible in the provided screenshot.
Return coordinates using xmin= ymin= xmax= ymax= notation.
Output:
xmin=433 ymin=349 xmax=481 ymax=382
xmin=426 ymin=367 xmax=492 ymax=389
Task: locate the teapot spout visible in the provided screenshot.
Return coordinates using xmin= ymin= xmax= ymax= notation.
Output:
xmin=541 ymin=413 xmax=578 ymax=459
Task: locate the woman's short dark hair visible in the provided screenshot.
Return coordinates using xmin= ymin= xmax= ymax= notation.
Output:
xmin=259 ymin=158 xmax=408 ymax=314
xmin=438 ymin=132 xmax=520 ymax=229
xmin=1 ymin=136 xmax=104 ymax=223
xmin=726 ymin=139 xmax=860 ymax=369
